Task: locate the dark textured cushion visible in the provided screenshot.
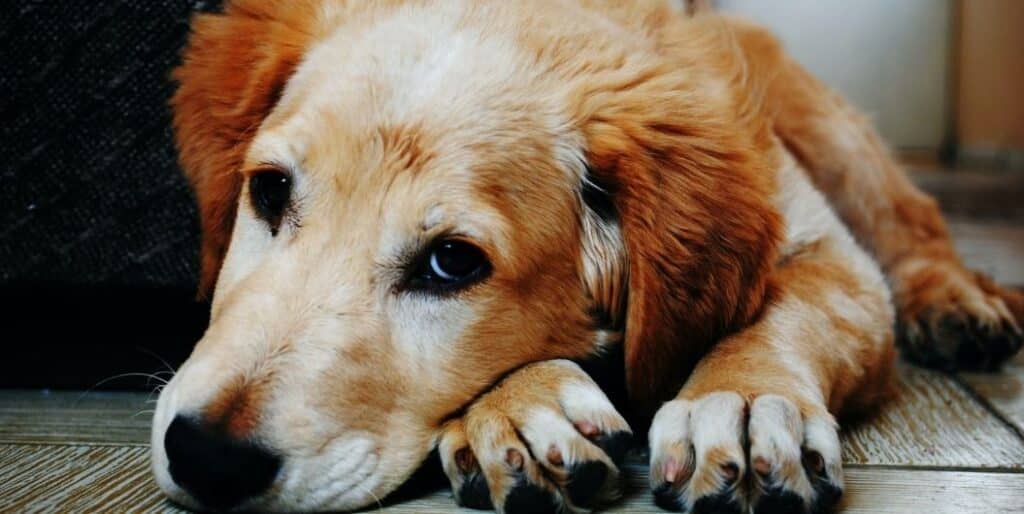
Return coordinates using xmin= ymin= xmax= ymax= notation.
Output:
xmin=1 ymin=1 xmax=226 ymax=289
xmin=1 ymin=1 xmax=225 ymax=388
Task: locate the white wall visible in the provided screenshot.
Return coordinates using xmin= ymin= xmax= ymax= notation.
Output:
xmin=717 ymin=0 xmax=953 ymax=150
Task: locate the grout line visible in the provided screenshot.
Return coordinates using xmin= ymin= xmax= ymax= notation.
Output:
xmin=949 ymin=371 xmax=1024 ymax=441
xmin=0 ymin=440 xmax=150 ymax=449
xmin=843 ymin=463 xmax=1024 ymax=474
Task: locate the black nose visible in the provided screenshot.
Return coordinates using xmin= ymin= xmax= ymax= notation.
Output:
xmin=164 ymin=415 xmax=281 ymax=510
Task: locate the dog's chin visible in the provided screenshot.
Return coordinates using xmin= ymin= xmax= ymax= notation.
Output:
xmin=263 ymin=436 xmax=383 ymax=512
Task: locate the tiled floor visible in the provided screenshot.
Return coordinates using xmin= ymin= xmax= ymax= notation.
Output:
xmin=2 ymin=170 xmax=1023 ymax=513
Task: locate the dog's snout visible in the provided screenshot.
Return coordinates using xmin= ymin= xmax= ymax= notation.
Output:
xmin=164 ymin=415 xmax=281 ymax=510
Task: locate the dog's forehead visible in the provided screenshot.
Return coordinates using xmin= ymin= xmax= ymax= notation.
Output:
xmin=250 ymin=5 xmax=583 ymax=180
xmin=240 ymin=5 xmax=591 ymax=273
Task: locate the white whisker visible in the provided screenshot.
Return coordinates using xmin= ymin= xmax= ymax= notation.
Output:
xmin=135 ymin=346 xmax=178 ymax=375
xmin=353 ymin=482 xmax=385 ymax=512
xmin=75 ymin=372 xmax=171 ymax=406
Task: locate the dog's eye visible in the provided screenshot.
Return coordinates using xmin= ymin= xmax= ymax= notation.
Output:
xmin=407 ymin=239 xmax=490 ymax=294
xmin=249 ymin=170 xmax=291 ymax=233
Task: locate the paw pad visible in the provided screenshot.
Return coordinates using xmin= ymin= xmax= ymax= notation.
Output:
xmin=506 ymin=448 xmax=524 ymax=471
xmin=652 ymin=482 xmax=685 ymax=512
xmin=457 ymin=471 xmax=493 ymax=510
xmin=439 ymin=361 xmax=631 ymax=513
xmin=649 ymin=394 xmax=844 ymax=514
xmin=504 ymin=479 xmax=559 ymax=514
xmin=754 ymin=488 xmax=805 ymax=514
xmin=899 ymin=305 xmax=1023 ymax=372
xmin=566 ymin=461 xmax=609 ymax=507
xmin=692 ymin=493 xmax=743 ymax=514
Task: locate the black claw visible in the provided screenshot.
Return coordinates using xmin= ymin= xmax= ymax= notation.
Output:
xmin=754 ymin=488 xmax=805 ymax=514
xmin=566 ymin=460 xmax=609 ymax=507
xmin=652 ymin=482 xmax=684 ymax=512
xmin=591 ymin=430 xmax=633 ymax=464
xmin=692 ymin=493 xmax=743 ymax=514
xmin=456 ymin=470 xmax=493 ymax=510
xmin=504 ymin=479 xmax=559 ymax=514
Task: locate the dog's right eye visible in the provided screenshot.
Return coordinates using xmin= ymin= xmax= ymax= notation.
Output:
xmin=249 ymin=170 xmax=291 ymax=234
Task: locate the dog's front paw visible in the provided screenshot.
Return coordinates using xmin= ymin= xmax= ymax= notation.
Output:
xmin=439 ymin=360 xmax=632 ymax=513
xmin=894 ymin=259 xmax=1023 ymax=371
xmin=649 ymin=392 xmax=842 ymax=514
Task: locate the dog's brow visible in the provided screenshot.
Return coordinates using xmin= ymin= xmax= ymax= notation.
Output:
xmin=422 ymin=204 xmax=444 ymax=231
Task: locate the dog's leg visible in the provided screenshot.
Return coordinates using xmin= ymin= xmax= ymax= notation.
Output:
xmin=764 ymin=38 xmax=1023 ymax=370
xmin=439 ymin=359 xmax=633 ymax=514
xmin=649 ymin=159 xmax=895 ymax=513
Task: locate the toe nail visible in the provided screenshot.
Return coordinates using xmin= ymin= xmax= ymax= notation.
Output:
xmin=752 ymin=456 xmax=772 ymax=477
xmin=664 ymin=458 xmax=680 ymax=483
xmin=719 ymin=461 xmax=740 ymax=483
xmin=506 ymin=448 xmax=524 ymax=471
xmin=575 ymin=420 xmax=600 ymax=437
xmin=803 ymin=451 xmax=825 ymax=474
xmin=546 ymin=445 xmax=564 ymax=467
xmin=455 ymin=447 xmax=477 ymax=474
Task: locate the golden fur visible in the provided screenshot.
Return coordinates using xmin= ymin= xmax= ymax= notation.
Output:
xmin=153 ymin=1 xmax=1023 ymax=512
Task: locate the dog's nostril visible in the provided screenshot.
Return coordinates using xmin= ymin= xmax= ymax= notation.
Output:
xmin=164 ymin=415 xmax=281 ymax=510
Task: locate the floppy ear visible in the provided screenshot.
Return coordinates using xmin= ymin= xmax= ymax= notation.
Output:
xmin=578 ymin=72 xmax=783 ymax=414
xmin=172 ymin=1 xmax=313 ymax=297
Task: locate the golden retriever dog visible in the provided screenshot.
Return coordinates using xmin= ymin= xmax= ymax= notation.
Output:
xmin=151 ymin=1 xmax=1024 ymax=512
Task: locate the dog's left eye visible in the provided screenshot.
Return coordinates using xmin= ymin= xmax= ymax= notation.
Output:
xmin=407 ymin=239 xmax=490 ymax=294
xmin=249 ymin=169 xmax=291 ymax=234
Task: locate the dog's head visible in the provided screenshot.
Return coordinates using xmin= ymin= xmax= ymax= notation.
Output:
xmin=152 ymin=1 xmax=780 ymax=510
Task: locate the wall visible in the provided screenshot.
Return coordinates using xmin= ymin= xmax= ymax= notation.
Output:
xmin=957 ymin=0 xmax=1024 ymax=153
xmin=717 ymin=0 xmax=953 ymax=151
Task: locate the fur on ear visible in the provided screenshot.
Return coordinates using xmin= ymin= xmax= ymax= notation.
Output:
xmin=578 ymin=170 xmax=629 ymax=333
xmin=576 ymin=59 xmax=784 ymax=414
xmin=172 ymin=1 xmax=315 ymax=297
